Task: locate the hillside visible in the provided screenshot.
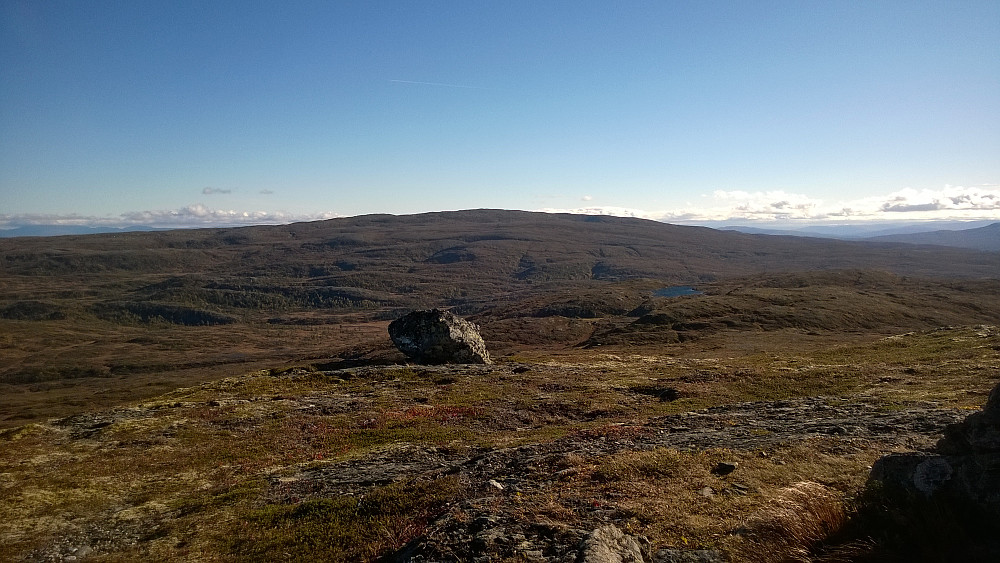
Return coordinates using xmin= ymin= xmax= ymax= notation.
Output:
xmin=3 ymin=210 xmax=1000 ymax=427
xmin=867 ymin=222 xmax=1000 ymax=252
xmin=4 ymin=211 xmax=999 ymax=284
xmin=3 ymin=210 xmax=998 ymax=327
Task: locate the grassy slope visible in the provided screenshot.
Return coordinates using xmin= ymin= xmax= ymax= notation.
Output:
xmin=1 ymin=326 xmax=998 ymax=561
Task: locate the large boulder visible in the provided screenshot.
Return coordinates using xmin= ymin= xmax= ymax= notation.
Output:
xmin=937 ymin=380 xmax=1000 ymax=455
xmin=868 ymin=379 xmax=1000 ymax=547
xmin=388 ymin=309 xmax=491 ymax=364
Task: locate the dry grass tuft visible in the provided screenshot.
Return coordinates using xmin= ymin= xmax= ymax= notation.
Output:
xmin=593 ymin=448 xmax=683 ymax=481
xmin=736 ymin=481 xmax=847 ymax=562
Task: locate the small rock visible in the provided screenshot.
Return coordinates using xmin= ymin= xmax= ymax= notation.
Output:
xmin=556 ymin=467 xmax=580 ymax=480
xmin=487 ymin=479 xmax=505 ymax=491
xmin=711 ymin=461 xmax=738 ymax=476
xmin=472 ymin=527 xmax=507 ymax=552
xmin=698 ymin=487 xmax=715 ymax=498
xmin=471 ymin=515 xmax=498 ymax=532
xmin=515 ymin=541 xmax=536 ymax=551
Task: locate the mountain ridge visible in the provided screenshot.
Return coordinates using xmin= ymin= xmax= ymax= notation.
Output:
xmin=866 ymin=221 xmax=1000 ymax=252
xmin=3 ymin=209 xmax=999 ymax=283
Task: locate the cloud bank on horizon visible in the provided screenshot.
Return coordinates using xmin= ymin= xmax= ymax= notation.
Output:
xmin=1 ymin=185 xmax=997 ymax=230
xmin=543 ymin=184 xmax=1000 ymax=224
xmin=0 ymin=204 xmax=342 ymax=230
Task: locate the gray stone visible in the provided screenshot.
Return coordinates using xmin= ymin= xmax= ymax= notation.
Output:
xmin=388 ymin=309 xmax=491 ymax=364
xmin=472 ymin=527 xmax=507 ymax=552
xmin=579 ymin=525 xmax=645 ymax=563
xmin=711 ymin=461 xmax=738 ymax=476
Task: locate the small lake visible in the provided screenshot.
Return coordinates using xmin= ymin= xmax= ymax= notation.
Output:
xmin=653 ymin=286 xmax=703 ymax=298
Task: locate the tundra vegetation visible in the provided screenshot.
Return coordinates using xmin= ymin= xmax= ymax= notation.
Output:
xmin=1 ymin=210 xmax=998 ymax=561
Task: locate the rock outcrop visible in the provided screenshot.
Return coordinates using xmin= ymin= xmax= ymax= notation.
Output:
xmin=388 ymin=309 xmax=491 ymax=364
xmin=869 ymin=379 xmax=1000 ymax=539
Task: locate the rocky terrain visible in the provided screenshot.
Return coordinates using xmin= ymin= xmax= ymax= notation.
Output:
xmin=280 ymin=386 xmax=962 ymax=562
xmin=3 ymin=325 xmax=998 ymax=562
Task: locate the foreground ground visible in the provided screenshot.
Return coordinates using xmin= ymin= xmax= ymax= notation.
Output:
xmin=3 ymin=325 xmax=998 ymax=562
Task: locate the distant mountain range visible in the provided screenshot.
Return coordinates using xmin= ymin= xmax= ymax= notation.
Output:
xmin=719 ymin=220 xmax=999 ymax=251
xmin=866 ymin=222 xmax=1000 ymax=252
xmin=719 ymin=219 xmax=994 ymax=238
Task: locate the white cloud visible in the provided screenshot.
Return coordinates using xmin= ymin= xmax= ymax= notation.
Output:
xmin=874 ymin=186 xmax=1000 ymax=213
xmin=581 ymin=195 xmax=593 ymax=201
xmin=703 ymin=190 xmax=825 ymax=220
xmin=538 ymin=184 xmax=1000 ymax=224
xmin=202 ymin=187 xmax=232 ymax=195
xmin=3 ymin=185 xmax=997 ymax=231
xmin=536 ymin=206 xmax=650 ymax=219
xmin=0 ymin=204 xmax=342 ymax=229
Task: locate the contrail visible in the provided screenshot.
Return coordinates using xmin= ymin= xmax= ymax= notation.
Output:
xmin=389 ymin=79 xmax=491 ymax=90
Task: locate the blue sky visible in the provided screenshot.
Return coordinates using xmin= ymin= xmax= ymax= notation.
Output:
xmin=2 ymin=1 xmax=998 ymax=228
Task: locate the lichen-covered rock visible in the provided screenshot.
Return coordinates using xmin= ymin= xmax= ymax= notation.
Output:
xmin=579 ymin=525 xmax=645 ymax=563
xmin=388 ymin=309 xmax=491 ymax=364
